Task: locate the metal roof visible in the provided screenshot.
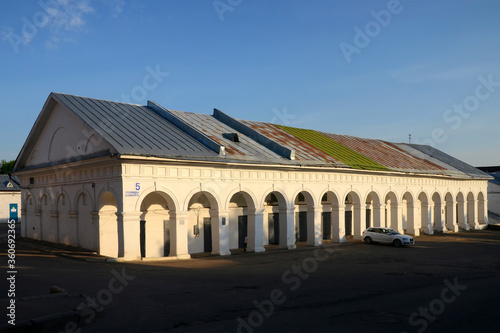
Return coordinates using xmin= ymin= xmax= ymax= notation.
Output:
xmin=13 ymin=93 xmax=492 ymax=180
xmin=0 ymin=175 xmax=20 ymax=192
xmin=53 ymin=93 xmax=218 ymax=159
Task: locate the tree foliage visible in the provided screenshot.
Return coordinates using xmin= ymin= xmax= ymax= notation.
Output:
xmin=0 ymin=160 xmax=15 ymax=174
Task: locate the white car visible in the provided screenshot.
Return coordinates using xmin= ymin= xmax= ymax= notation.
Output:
xmin=362 ymin=227 xmax=415 ymax=247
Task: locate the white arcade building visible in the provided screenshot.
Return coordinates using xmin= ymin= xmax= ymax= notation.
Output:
xmin=12 ymin=93 xmax=491 ymax=260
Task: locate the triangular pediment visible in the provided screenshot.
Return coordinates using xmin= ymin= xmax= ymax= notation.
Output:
xmin=14 ymin=93 xmax=116 ymax=171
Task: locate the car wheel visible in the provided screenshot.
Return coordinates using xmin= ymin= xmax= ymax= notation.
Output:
xmin=364 ymin=237 xmax=372 ymax=244
xmin=393 ymin=239 xmax=402 ymax=247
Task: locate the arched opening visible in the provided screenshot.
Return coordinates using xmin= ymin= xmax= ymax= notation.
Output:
xmin=345 ymin=192 xmax=362 ymax=240
xmin=365 ymin=192 xmax=381 ymax=229
xmin=456 ymin=192 xmax=467 ymax=230
xmin=98 ymin=191 xmax=118 ymax=257
xmin=139 ymin=192 xmax=174 ymax=258
xmin=26 ymin=195 xmax=36 ymax=239
xmin=402 ymin=192 xmax=417 ymax=235
xmin=444 ymin=193 xmax=456 ymax=232
xmin=477 ymin=192 xmax=486 ymax=226
xmin=40 ymin=194 xmax=51 ymax=242
xmin=432 ymin=193 xmax=443 ymax=232
xmin=57 ymin=193 xmax=72 ymax=245
xmin=228 ymin=192 xmax=256 ymax=251
xmin=263 ymin=191 xmax=288 ymax=248
xmin=418 ymin=192 xmax=430 ymax=234
xmin=321 ymin=191 xmax=343 ymax=243
xmin=466 ymin=192 xmax=476 ymax=229
xmin=187 ymin=192 xmax=218 ymax=254
xmin=293 ymin=191 xmax=314 ymax=244
xmin=77 ymin=192 xmax=95 ymax=250
xmin=384 ymin=192 xmax=399 ymax=232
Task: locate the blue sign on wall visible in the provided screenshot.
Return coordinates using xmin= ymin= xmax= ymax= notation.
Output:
xmin=9 ymin=204 xmax=18 ymax=221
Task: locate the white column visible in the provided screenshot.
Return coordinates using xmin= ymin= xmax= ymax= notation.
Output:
xmin=280 ymin=207 xmax=296 ymax=249
xmin=332 ymin=204 xmax=346 ymax=243
xmin=116 ymin=211 xmax=142 ymax=260
xmin=483 ymin=199 xmax=489 ymax=225
xmin=469 ymin=200 xmax=480 ymax=229
xmin=247 ymin=208 xmax=265 ymax=253
xmin=307 ymin=205 xmax=322 ymax=246
xmin=353 ymin=203 xmax=365 ymax=240
xmin=446 ymin=201 xmax=458 ymax=232
xmin=170 ymin=210 xmax=191 ymax=259
xmin=210 ymin=209 xmax=231 ymax=256
xmin=427 ymin=203 xmax=434 ymax=234
xmin=457 ymin=201 xmax=469 ymax=230
xmin=373 ymin=203 xmax=381 ymax=228
xmin=394 ymin=203 xmax=404 ymax=233
xmin=407 ymin=203 xmax=420 ymax=236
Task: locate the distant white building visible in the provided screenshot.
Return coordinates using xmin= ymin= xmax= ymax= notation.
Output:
xmin=12 ymin=93 xmax=491 ymax=260
xmin=0 ymin=175 xmax=21 ymax=223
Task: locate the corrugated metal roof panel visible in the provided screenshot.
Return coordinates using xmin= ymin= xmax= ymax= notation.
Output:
xmin=53 ymin=93 xmax=218 ymax=158
xmin=320 ymin=133 xmax=449 ymax=174
xmin=276 ymin=125 xmax=389 ymax=171
xmin=239 ymin=120 xmax=348 ymax=167
xmin=167 ymin=110 xmax=292 ymax=163
xmin=401 ymin=144 xmax=492 ymax=179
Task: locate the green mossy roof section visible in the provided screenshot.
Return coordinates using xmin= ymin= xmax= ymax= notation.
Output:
xmin=274 ymin=125 xmax=390 ymax=171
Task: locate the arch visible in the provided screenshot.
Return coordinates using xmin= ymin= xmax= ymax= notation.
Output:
xmin=135 ymin=186 xmax=180 ymax=213
xmin=98 ymin=191 xmax=119 ymax=257
xmin=344 ymin=191 xmax=363 ymax=240
xmin=466 ymin=192 xmax=476 ymax=229
xmin=224 ymin=187 xmax=257 ymax=211
xmin=25 ymin=193 xmax=36 ymax=239
xmin=76 ymin=191 xmax=95 ymax=250
xmin=186 ymin=190 xmax=220 ymax=255
xmin=417 ymin=191 xmax=431 ymax=234
xmin=139 ymin=191 xmax=176 ymax=258
xmin=318 ymin=188 xmax=341 ymax=207
xmin=455 ymin=192 xmax=467 ymax=229
xmin=402 ymin=191 xmax=418 ymax=235
xmin=431 ymin=192 xmax=444 ymax=232
xmin=444 ymin=192 xmax=457 ymax=232
xmin=56 ymin=192 xmax=73 ymax=245
xmin=228 ymin=191 xmax=257 ymax=251
xmin=384 ymin=191 xmax=400 ymax=232
xmin=365 ymin=191 xmax=382 ymax=229
xmin=73 ymin=188 xmax=95 ymax=212
xmin=477 ymin=191 xmax=486 ymax=225
xmin=259 ymin=187 xmax=290 ymax=209
xmin=183 ymin=187 xmax=221 ymax=212
xmin=320 ymin=190 xmax=342 ymax=243
xmin=39 ymin=193 xmax=53 ymax=242
xmin=97 ymin=187 xmax=121 ymax=211
xmin=293 ymin=190 xmax=315 ymax=245
xmin=262 ymin=190 xmax=291 ymax=249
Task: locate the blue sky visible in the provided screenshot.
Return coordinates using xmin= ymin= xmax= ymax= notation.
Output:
xmin=1 ymin=0 xmax=499 ymax=166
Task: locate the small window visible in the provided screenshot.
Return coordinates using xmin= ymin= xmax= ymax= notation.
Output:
xmin=29 ymin=177 xmax=34 ymax=185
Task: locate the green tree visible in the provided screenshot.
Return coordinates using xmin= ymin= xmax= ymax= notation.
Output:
xmin=0 ymin=160 xmax=15 ymax=174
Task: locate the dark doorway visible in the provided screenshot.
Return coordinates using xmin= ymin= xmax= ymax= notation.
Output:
xmin=268 ymin=213 xmax=279 ymax=245
xmin=140 ymin=220 xmax=146 ymax=258
xmin=203 ymin=217 xmax=212 ymax=252
xmin=238 ymin=215 xmax=248 ymax=249
xmin=345 ymin=211 xmax=352 ymax=236
xmin=296 ymin=211 xmax=307 ymax=242
xmin=163 ymin=219 xmax=170 ymax=256
xmin=322 ymin=212 xmax=332 ymax=240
